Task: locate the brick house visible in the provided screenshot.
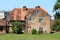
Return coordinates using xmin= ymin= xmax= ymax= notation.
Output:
xmin=9 ymin=6 xmax=51 ymax=34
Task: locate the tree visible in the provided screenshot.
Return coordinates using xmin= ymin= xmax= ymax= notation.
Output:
xmin=52 ymin=20 xmax=60 ymax=31
xmin=54 ymin=12 xmax=60 ymax=19
xmin=52 ymin=0 xmax=60 ymax=32
xmin=53 ymin=0 xmax=60 ymax=19
xmin=12 ymin=21 xmax=23 ymax=34
xmin=53 ymin=0 xmax=60 ymax=11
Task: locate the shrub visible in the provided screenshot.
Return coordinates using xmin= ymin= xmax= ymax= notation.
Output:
xmin=13 ymin=26 xmax=17 ymax=33
xmin=32 ymin=29 xmax=37 ymax=34
xmin=38 ymin=30 xmax=43 ymax=34
xmin=12 ymin=21 xmax=23 ymax=34
xmin=16 ymin=27 xmax=23 ymax=34
xmin=51 ymin=20 xmax=60 ymax=32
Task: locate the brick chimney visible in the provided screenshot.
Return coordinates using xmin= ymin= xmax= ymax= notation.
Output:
xmin=23 ymin=6 xmax=26 ymax=8
xmin=35 ymin=6 xmax=40 ymax=8
xmin=23 ymin=6 xmax=28 ymax=11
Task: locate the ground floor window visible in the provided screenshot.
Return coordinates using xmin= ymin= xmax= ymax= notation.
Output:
xmin=27 ymin=26 xmax=31 ymax=30
xmin=38 ymin=27 xmax=43 ymax=33
xmin=0 ymin=26 xmax=3 ymax=31
xmin=39 ymin=27 xmax=43 ymax=31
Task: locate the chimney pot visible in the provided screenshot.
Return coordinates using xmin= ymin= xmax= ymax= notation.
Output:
xmin=23 ymin=6 xmax=26 ymax=8
xmin=23 ymin=6 xmax=28 ymax=11
xmin=35 ymin=6 xmax=40 ymax=8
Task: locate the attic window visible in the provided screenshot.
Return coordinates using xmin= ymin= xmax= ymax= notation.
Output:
xmin=37 ymin=10 xmax=40 ymax=13
xmin=36 ymin=10 xmax=40 ymax=14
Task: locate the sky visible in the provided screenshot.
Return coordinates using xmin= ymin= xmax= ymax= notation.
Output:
xmin=0 ymin=0 xmax=56 ymax=19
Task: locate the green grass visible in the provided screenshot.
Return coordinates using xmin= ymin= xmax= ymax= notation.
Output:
xmin=0 ymin=32 xmax=60 ymax=40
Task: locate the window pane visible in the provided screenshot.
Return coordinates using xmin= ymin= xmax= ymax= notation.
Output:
xmin=37 ymin=10 xmax=40 ymax=13
xmin=39 ymin=27 xmax=43 ymax=31
xmin=39 ymin=17 xmax=43 ymax=22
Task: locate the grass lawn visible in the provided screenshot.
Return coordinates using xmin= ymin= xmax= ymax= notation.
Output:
xmin=0 ymin=32 xmax=60 ymax=40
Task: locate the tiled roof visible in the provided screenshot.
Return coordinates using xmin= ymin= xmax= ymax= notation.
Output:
xmin=9 ymin=6 xmax=50 ymax=21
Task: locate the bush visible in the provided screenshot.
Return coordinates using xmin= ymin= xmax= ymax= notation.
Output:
xmin=32 ymin=29 xmax=37 ymax=34
xmin=51 ymin=20 xmax=60 ymax=32
xmin=13 ymin=26 xmax=17 ymax=33
xmin=16 ymin=27 xmax=23 ymax=34
xmin=38 ymin=30 xmax=43 ymax=34
xmin=12 ymin=21 xmax=23 ymax=34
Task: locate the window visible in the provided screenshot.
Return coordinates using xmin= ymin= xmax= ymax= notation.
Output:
xmin=39 ymin=27 xmax=43 ymax=31
xmin=27 ymin=26 xmax=31 ymax=30
xmin=36 ymin=10 xmax=40 ymax=14
xmin=29 ymin=17 xmax=34 ymax=21
xmin=39 ymin=17 xmax=43 ymax=22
